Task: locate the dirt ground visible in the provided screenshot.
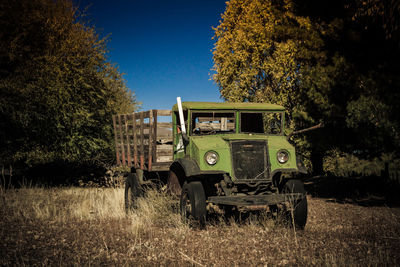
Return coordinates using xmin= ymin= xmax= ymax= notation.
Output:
xmin=1 ymin=186 xmax=399 ymax=266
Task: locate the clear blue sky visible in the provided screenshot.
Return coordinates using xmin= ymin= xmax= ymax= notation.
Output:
xmin=76 ymin=0 xmax=227 ymax=111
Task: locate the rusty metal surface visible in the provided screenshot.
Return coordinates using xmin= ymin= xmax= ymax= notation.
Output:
xmin=241 ymin=205 xmax=269 ymax=210
xmin=208 ymin=193 xmax=304 ymax=206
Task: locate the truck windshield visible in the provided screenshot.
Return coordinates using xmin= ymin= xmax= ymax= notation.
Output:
xmin=191 ymin=112 xmax=235 ymax=135
xmin=240 ymin=111 xmax=283 ymax=135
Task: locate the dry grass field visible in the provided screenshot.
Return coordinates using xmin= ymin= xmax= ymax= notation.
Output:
xmin=1 ymin=185 xmax=400 ymax=266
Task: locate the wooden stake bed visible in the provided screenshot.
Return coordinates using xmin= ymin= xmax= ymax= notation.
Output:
xmin=112 ymin=110 xmax=173 ymax=171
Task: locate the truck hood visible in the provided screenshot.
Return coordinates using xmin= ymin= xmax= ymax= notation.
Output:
xmin=190 ymin=135 xmax=231 ymax=150
xmin=190 ymin=134 xmax=293 ymax=150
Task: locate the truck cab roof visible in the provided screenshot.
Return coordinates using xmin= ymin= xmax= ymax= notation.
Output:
xmin=172 ymin=102 xmax=285 ymax=111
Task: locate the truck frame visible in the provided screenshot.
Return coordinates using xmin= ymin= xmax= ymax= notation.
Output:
xmin=113 ymin=100 xmax=308 ymax=228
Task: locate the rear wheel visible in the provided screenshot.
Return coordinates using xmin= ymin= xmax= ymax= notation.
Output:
xmin=180 ymin=181 xmax=207 ymax=227
xmin=125 ymin=173 xmax=143 ymax=213
xmin=281 ymin=179 xmax=308 ymax=229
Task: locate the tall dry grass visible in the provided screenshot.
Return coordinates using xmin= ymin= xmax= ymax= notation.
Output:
xmin=1 ymin=185 xmax=186 ymax=230
xmin=2 ymin=186 xmax=126 ymax=221
xmin=1 ymin=184 xmax=399 ymax=266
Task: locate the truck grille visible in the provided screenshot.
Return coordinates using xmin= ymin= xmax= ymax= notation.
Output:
xmin=230 ymin=140 xmax=270 ymax=181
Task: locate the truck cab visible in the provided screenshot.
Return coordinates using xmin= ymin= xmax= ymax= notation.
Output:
xmin=169 ymin=102 xmax=307 ymax=228
xmin=171 ymin=102 xmax=302 ymax=183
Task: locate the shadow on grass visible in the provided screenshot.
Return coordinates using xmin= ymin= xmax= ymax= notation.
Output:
xmin=303 ymin=175 xmax=400 ymax=207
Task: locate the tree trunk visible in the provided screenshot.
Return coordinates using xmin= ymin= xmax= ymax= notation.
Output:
xmin=311 ymin=150 xmax=324 ymax=175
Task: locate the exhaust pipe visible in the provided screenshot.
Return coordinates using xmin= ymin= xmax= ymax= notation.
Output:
xmin=176 ymin=97 xmax=189 ymax=147
xmin=176 ymin=97 xmax=186 ymax=134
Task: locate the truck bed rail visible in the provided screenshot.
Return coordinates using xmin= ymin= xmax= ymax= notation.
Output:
xmin=112 ymin=110 xmax=173 ymax=171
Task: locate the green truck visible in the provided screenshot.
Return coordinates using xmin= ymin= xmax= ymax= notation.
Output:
xmin=113 ymin=98 xmax=308 ymax=228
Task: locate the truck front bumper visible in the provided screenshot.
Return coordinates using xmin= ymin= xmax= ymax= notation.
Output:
xmin=208 ymin=193 xmax=304 ymax=209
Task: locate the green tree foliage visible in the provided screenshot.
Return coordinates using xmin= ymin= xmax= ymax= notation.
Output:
xmin=213 ymin=0 xmax=400 ymax=173
xmin=351 ymin=0 xmax=400 ymax=40
xmin=0 ymin=0 xmax=136 ymax=166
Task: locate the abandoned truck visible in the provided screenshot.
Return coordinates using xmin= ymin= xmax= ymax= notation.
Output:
xmin=113 ymin=98 xmax=308 ymax=228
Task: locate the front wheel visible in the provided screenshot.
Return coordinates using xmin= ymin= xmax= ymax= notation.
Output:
xmin=125 ymin=173 xmax=143 ymax=213
xmin=180 ymin=181 xmax=207 ymax=227
xmin=281 ymin=179 xmax=308 ymax=229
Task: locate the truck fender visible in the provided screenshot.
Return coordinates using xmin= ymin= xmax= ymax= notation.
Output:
xmin=171 ymin=158 xmax=201 ymax=178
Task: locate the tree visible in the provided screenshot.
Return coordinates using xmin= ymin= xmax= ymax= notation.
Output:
xmin=212 ymin=0 xmax=342 ymax=172
xmin=351 ymin=0 xmax=400 ymax=40
xmin=0 ymin=0 xmax=136 ymax=167
xmin=212 ymin=0 xmax=400 ymax=173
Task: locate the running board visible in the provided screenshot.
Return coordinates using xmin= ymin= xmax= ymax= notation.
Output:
xmin=208 ymin=193 xmax=304 ymax=207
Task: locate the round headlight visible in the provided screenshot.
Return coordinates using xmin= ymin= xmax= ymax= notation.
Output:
xmin=277 ymin=150 xmax=289 ymax=164
xmin=205 ymin=151 xmax=218 ymax=165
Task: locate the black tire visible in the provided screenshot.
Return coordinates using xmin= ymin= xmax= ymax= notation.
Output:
xmin=125 ymin=173 xmax=143 ymax=213
xmin=180 ymin=181 xmax=207 ymax=227
xmin=281 ymin=179 xmax=308 ymax=229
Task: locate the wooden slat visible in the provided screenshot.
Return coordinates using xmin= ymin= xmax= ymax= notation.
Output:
xmin=151 ymin=162 xmax=172 ymax=171
xmin=156 ymin=156 xmax=173 ymax=162
xmin=117 ymin=115 xmax=126 ymax=166
xmin=157 ymin=122 xmax=172 ymax=127
xmin=153 ymin=110 xmax=158 ymax=163
xmin=156 ymin=144 xmax=173 ymax=158
xmin=198 ymin=117 xmax=234 ymax=122
xmin=157 ymin=110 xmax=172 ymax=116
xmin=195 ymin=122 xmax=235 ymax=131
xmin=140 ymin=110 xmax=150 ymax=118
xmin=156 ymin=149 xmax=173 ymax=155
xmin=136 ymin=123 xmax=151 ymax=128
xmin=148 ymin=110 xmax=154 ymax=171
xmin=157 ymin=134 xmax=173 ymax=139
xmin=122 ymin=122 xmax=167 ymax=129
xmin=124 ymin=114 xmax=134 ymax=120
xmin=156 ymin=144 xmax=173 ymax=150
xmin=112 ymin=115 xmax=121 ymax=165
xmin=124 ymin=114 xmax=131 ymax=167
xmin=157 ymin=127 xmax=172 ymax=138
xmin=156 ymin=151 xmax=173 ymax=157
xmin=132 ymin=114 xmax=138 ymax=168
xmin=221 ymin=117 xmax=227 ymax=131
xmin=127 ymin=145 xmax=172 ymax=154
xmin=140 ymin=112 xmax=144 ymax=169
